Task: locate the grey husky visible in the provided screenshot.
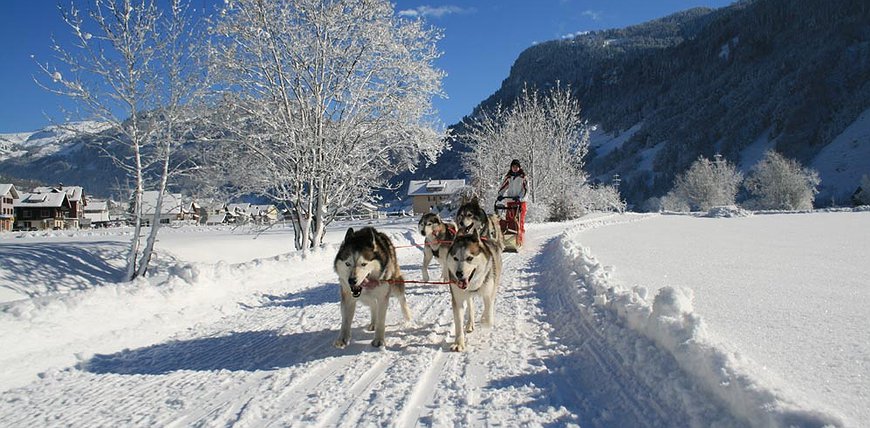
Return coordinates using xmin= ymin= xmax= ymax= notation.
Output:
xmin=455 ymin=197 xmax=504 ymax=251
xmin=333 ymin=227 xmax=412 ymax=348
xmin=444 ymin=230 xmax=503 ymax=352
xmin=417 ymin=213 xmax=457 ymax=282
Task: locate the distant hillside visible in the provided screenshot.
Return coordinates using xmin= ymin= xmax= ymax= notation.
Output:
xmin=0 ymin=121 xmax=202 ymax=199
xmin=421 ymin=0 xmax=870 ymax=206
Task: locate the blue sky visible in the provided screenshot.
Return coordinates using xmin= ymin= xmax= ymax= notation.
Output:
xmin=0 ymin=0 xmax=733 ymax=133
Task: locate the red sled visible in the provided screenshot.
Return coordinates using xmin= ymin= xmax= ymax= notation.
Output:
xmin=494 ymin=200 xmax=524 ymax=252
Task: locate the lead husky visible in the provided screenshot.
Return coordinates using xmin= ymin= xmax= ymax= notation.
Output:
xmin=444 ymin=230 xmax=503 ymax=352
xmin=333 ymin=227 xmax=412 ymax=348
xmin=418 ymin=213 xmax=457 ymax=282
xmin=455 ymin=197 xmax=504 ymax=251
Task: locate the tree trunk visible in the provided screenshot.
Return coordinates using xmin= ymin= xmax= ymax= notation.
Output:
xmin=125 ymin=138 xmax=145 ymax=281
xmin=137 ymin=136 xmax=173 ymax=278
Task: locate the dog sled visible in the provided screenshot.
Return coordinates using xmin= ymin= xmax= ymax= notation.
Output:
xmin=493 ymin=198 xmax=524 ymax=252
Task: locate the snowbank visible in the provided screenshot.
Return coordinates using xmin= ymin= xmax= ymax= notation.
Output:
xmin=553 ymin=224 xmax=844 ymax=427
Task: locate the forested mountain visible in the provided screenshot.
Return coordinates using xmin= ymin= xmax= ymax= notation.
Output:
xmin=422 ymin=0 xmax=870 ymax=206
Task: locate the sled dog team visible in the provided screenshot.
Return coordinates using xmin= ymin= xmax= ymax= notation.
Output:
xmin=333 ymin=198 xmax=503 ymax=352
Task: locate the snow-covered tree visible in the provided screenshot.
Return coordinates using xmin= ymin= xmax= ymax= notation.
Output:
xmin=670 ymin=154 xmax=743 ymax=211
xmin=461 ymin=83 xmax=589 ymax=209
xmin=207 ymin=0 xmax=445 ymax=251
xmin=37 ymin=0 xmax=202 ymax=280
xmin=659 ymin=191 xmax=691 ymax=212
xmin=744 ymin=150 xmax=820 ymax=210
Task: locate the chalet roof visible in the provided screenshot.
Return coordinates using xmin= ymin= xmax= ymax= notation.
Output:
xmin=0 ymin=184 xmax=20 ymax=199
xmin=250 ymin=204 xmax=277 ymax=213
xmin=227 ymin=203 xmax=251 ymax=213
xmin=15 ymin=192 xmax=69 ymax=208
xmin=141 ymin=191 xmax=183 ymax=215
xmin=33 ymin=185 xmax=84 ymax=203
xmin=206 ymin=212 xmax=227 ymax=224
xmin=84 ymin=201 xmax=108 ymax=211
xmin=407 ymin=179 xmax=466 ymax=197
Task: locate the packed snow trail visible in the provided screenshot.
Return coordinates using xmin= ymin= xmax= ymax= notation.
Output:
xmin=0 ymin=215 xmax=748 ymax=426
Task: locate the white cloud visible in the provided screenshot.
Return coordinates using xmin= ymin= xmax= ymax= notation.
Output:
xmin=582 ymin=10 xmax=603 ymax=21
xmin=398 ymin=5 xmax=474 ymax=19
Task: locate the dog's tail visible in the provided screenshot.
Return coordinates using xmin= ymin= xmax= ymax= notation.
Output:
xmin=390 ymin=275 xmax=412 ymax=322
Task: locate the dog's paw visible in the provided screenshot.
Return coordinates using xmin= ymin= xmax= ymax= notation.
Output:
xmin=450 ymin=342 xmax=465 ymax=352
xmin=465 ymin=324 xmax=475 ymax=333
xmin=366 ymin=323 xmax=376 ymax=332
xmin=422 ymin=271 xmax=430 ymax=281
xmin=334 ymin=338 xmax=348 ymax=349
xmin=371 ymin=338 xmax=385 ymax=348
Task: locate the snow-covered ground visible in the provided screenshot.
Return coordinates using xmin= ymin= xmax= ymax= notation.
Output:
xmin=0 ymin=212 xmax=864 ymax=426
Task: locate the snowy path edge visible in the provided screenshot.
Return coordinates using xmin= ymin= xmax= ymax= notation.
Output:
xmin=556 ymin=218 xmax=846 ymax=427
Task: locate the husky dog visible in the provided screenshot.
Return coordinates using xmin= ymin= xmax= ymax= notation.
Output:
xmin=418 ymin=213 xmax=458 ymax=282
xmin=455 ymin=197 xmax=504 ymax=251
xmin=444 ymin=230 xmax=503 ymax=352
xmin=333 ymin=227 xmax=412 ymax=348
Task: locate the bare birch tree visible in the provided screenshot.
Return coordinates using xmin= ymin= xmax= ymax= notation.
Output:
xmin=38 ymin=0 xmax=203 ymax=280
xmin=136 ymin=0 xmax=206 ymax=277
xmin=208 ymin=0 xmax=445 ymax=252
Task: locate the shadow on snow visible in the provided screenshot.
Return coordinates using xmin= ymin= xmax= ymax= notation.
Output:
xmin=80 ymin=329 xmax=342 ymax=375
xmin=0 ymin=241 xmax=129 ymax=297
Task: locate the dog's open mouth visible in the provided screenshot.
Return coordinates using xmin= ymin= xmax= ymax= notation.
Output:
xmin=456 ymin=270 xmax=475 ymax=290
xmin=350 ymin=278 xmax=379 ymax=297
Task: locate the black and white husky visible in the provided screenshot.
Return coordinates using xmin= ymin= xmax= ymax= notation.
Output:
xmin=333 ymin=227 xmax=412 ymax=348
xmin=455 ymin=197 xmax=504 ymax=251
xmin=417 ymin=213 xmax=457 ymax=282
xmin=444 ymin=230 xmax=503 ymax=352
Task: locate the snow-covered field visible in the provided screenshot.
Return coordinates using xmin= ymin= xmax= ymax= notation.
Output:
xmin=0 ymin=212 xmax=865 ymax=426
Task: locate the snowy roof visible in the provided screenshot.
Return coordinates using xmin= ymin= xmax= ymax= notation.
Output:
xmin=14 ymin=192 xmax=69 ymax=208
xmin=84 ymin=201 xmax=108 ymax=212
xmin=250 ymin=204 xmax=276 ymax=211
xmin=33 ymin=185 xmax=84 ymax=202
xmin=407 ymin=179 xmax=466 ymax=196
xmin=206 ymin=212 xmax=227 ymax=224
xmin=0 ymin=184 xmax=20 ymax=199
xmin=227 ymin=203 xmax=251 ymax=213
xmin=141 ymin=191 xmax=183 ymax=215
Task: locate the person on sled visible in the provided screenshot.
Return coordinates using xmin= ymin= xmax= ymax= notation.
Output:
xmin=497 ymin=159 xmax=528 ymax=238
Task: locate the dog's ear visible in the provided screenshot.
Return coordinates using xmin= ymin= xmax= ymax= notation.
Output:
xmin=472 ymin=228 xmax=481 ymax=242
xmin=418 ymin=216 xmax=426 ymax=236
xmin=471 ymin=196 xmax=479 ymax=206
xmin=345 ymin=227 xmax=354 ymax=242
xmin=370 ymin=228 xmax=378 ymax=251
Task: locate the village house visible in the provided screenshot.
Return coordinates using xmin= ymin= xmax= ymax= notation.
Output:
xmin=32 ymin=184 xmax=87 ymax=229
xmin=13 ymin=192 xmax=72 ymax=231
xmin=139 ymin=191 xmax=184 ymax=226
xmin=225 ymin=203 xmax=252 ymax=223
xmin=407 ymin=179 xmax=466 ymax=215
xmin=0 ymin=184 xmax=20 ymax=232
xmin=83 ymin=199 xmax=111 ymax=228
xmin=250 ymin=204 xmax=279 ymax=223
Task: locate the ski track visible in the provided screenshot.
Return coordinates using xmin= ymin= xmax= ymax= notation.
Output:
xmin=0 ymin=214 xmax=749 ymax=426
